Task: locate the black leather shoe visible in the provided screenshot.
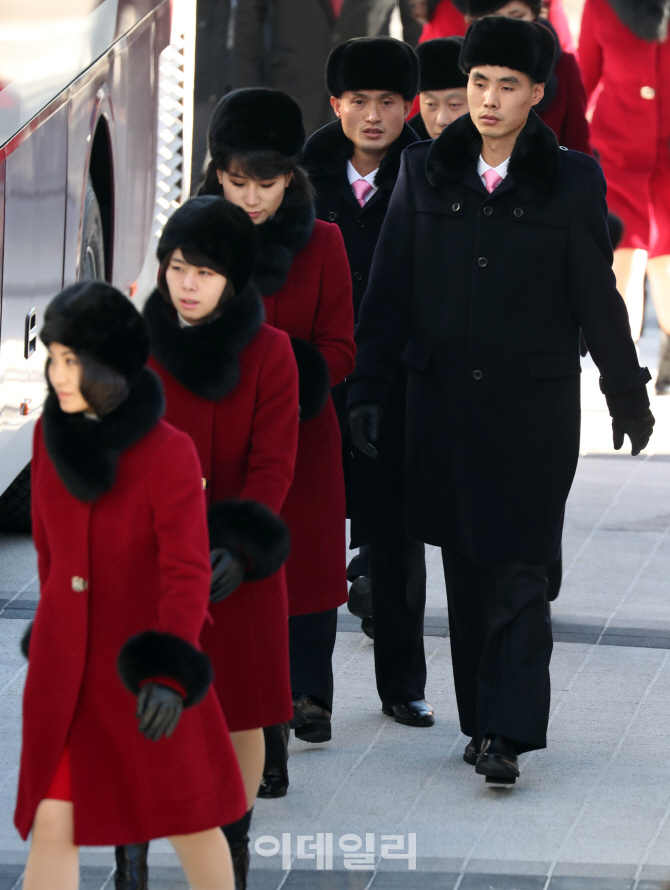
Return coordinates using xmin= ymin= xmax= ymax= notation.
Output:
xmin=361 ymin=616 xmax=374 ymax=639
xmin=227 ymin=838 xmax=250 ymax=890
xmin=290 ymin=693 xmax=332 ymax=743
xmin=258 ymin=722 xmax=289 ymax=798
xmin=382 ymin=700 xmax=435 ymax=727
xmin=348 ymin=575 xmax=372 ymax=620
xmin=475 ymin=734 xmax=519 ymax=784
xmin=347 ymin=547 xmax=370 ymax=581
xmin=115 ymin=843 xmax=149 ymax=890
xmin=463 ymin=737 xmax=480 ymax=765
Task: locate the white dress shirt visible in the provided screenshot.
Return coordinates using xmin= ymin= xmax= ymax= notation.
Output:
xmin=347 ymin=160 xmax=379 ymax=204
xmin=477 ymin=155 xmax=510 ymax=187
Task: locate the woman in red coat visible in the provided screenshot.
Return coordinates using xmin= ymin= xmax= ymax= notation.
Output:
xmin=16 ymin=281 xmax=247 ymax=890
xmin=579 ymin=0 xmax=670 ymax=380
xmin=200 ymin=88 xmax=356 ymax=795
xmin=137 ymin=196 xmax=299 ymax=887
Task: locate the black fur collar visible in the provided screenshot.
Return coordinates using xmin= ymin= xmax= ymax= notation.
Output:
xmin=42 ymin=368 xmax=164 ymax=502
xmin=253 ymin=197 xmax=316 ymax=295
xmin=408 ymin=112 xmax=430 ymax=142
xmin=144 ymin=284 xmax=264 ymax=401
xmin=605 ymin=0 xmax=670 ymax=41
xmin=302 ymin=119 xmax=419 ymax=197
xmin=426 ymin=109 xmax=561 ymax=198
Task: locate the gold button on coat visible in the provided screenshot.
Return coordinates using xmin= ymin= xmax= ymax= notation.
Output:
xmin=641 ymin=86 xmax=656 ymax=100
xmin=71 ymin=576 xmax=88 ymax=592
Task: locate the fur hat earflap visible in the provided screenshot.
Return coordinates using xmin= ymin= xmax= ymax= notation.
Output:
xmin=157 ymin=196 xmax=257 ymax=294
xmin=40 ymin=281 xmax=149 ymax=385
xmin=327 ymin=37 xmax=419 ymax=101
xmin=417 ymin=38 xmax=468 ymax=92
xmin=460 ymin=17 xmax=556 ymax=83
xmin=117 ymin=631 xmax=213 ymax=707
xmin=209 ymin=88 xmax=306 ymax=162
xmin=208 ymin=500 xmax=291 ymax=581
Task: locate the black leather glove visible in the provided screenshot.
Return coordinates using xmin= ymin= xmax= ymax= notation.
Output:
xmin=136 ymin=683 xmax=183 ymax=742
xmin=210 ymin=548 xmax=246 ymax=603
xmin=349 ymin=403 xmax=383 ymax=459
xmin=612 ymin=409 xmax=655 ymax=456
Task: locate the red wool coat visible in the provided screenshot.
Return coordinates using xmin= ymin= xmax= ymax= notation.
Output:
xmin=15 ymin=372 xmax=247 ymax=845
xmin=145 ymin=288 xmax=300 ymax=731
xmin=260 ymin=217 xmax=356 ymax=615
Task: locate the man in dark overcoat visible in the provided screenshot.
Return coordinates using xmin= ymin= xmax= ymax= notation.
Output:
xmin=348 ymin=16 xmax=655 ymax=783
xmin=302 ymin=37 xmax=435 ymax=728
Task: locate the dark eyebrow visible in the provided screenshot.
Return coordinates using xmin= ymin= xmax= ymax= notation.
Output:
xmin=472 ymin=70 xmax=489 ymax=80
xmin=498 ymin=75 xmax=521 ymax=84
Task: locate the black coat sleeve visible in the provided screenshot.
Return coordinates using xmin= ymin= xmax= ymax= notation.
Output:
xmin=347 ymin=152 xmax=416 ymax=409
xmin=566 ymin=167 xmax=651 ymax=419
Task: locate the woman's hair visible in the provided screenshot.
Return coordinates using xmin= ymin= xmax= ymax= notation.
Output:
xmin=198 ymin=147 xmax=314 ymax=204
xmin=45 ymin=352 xmax=129 ymax=417
xmin=157 ymin=248 xmax=236 ymax=315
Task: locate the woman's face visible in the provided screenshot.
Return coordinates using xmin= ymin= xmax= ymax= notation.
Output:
xmin=218 ymin=166 xmax=292 ymax=225
xmin=165 ymin=248 xmax=229 ymax=323
xmin=47 ymin=343 xmax=90 ymax=414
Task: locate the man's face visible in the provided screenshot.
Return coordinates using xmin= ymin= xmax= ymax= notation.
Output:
xmin=420 ymin=88 xmax=469 ymax=138
xmin=467 ymin=66 xmax=544 ymax=142
xmin=331 ymin=90 xmax=412 ymax=155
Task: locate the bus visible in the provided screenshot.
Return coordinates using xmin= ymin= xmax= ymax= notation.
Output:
xmin=0 ymin=0 xmax=171 ymax=528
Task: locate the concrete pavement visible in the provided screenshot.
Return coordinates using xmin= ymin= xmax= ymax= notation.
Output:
xmin=1 ymin=330 xmax=670 ymax=888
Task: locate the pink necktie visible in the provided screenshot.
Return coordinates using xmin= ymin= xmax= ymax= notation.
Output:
xmin=483 ymin=169 xmax=503 ymax=193
xmin=352 ymin=178 xmax=374 ymax=207
xmin=330 ymin=0 xmax=343 ymax=18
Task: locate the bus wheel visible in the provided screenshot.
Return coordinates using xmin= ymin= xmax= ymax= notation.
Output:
xmin=79 ymin=177 xmax=106 ymax=281
xmin=0 ymin=465 xmax=31 ymax=533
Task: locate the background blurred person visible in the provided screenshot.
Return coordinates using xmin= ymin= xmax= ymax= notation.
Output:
xmin=408 ymin=37 xmax=469 ymax=139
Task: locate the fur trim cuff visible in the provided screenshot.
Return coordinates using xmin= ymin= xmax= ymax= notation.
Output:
xmin=117 ymin=631 xmax=212 ymax=707
xmin=21 ymin=622 xmax=32 ymax=660
xmin=208 ymin=500 xmax=291 ymax=581
xmin=291 ymin=338 xmax=330 ymax=422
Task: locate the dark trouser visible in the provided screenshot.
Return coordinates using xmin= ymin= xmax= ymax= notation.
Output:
xmin=369 ymin=536 xmax=427 ymax=706
xmin=289 ymin=608 xmax=338 ymax=712
xmin=441 ymin=548 xmax=553 ymax=754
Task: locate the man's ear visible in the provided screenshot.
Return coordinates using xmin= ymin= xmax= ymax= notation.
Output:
xmin=530 ymin=81 xmax=545 ymax=107
xmin=330 ymin=95 xmax=342 ymax=118
xmin=404 ymin=100 xmax=413 ymax=119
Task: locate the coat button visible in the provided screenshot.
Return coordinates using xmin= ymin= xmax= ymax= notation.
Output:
xmin=353 ymin=271 xmax=363 ymax=281
xmin=559 ymin=145 xmax=568 ymax=151
xmin=473 ymin=370 xmax=483 ymax=380
xmin=514 ymin=208 xmax=524 ymax=217
xmin=71 ymin=576 xmax=88 ymax=592
xmin=328 ymin=211 xmax=337 ymax=221
xmin=483 ymin=206 xmax=493 ymax=216
xmin=452 ymin=203 xmax=461 ymax=212
xmin=641 ymin=86 xmax=656 ymax=100
xmin=478 ymin=257 xmax=488 ymax=267
xmin=357 ymin=219 xmax=365 ymax=228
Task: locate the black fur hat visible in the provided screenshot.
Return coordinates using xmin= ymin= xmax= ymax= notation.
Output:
xmin=460 ymin=16 xmax=556 ymax=83
xmin=466 ymin=0 xmax=542 ymax=16
xmin=417 ymin=38 xmax=468 ymax=92
xmin=40 ymin=281 xmax=149 ymax=385
xmin=208 ymin=88 xmax=305 ymax=162
xmin=157 ymin=196 xmax=257 ymax=294
xmin=327 ymin=37 xmax=419 ymax=101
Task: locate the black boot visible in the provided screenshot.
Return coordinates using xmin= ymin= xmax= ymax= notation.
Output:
xmin=222 ymin=809 xmax=253 ymax=890
xmin=114 ymin=844 xmax=149 ymax=890
xmin=258 ymin=722 xmax=289 ymax=798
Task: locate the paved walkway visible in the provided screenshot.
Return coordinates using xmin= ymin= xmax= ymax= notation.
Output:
xmin=1 ymin=330 xmax=670 ymax=889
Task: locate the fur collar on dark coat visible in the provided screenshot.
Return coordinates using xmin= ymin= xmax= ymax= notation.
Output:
xmin=253 ymin=197 xmax=316 ymax=295
xmin=605 ymin=0 xmax=670 ymax=41
xmin=42 ymin=367 xmax=164 ymax=502
xmin=426 ymin=109 xmax=561 ymax=198
xmin=302 ymin=119 xmax=419 ymax=198
xmin=144 ymin=284 xmax=264 ymax=401
xmin=408 ymin=112 xmax=431 ymax=142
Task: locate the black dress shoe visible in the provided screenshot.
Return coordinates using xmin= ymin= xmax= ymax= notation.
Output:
xmin=115 ymin=843 xmax=149 ymax=890
xmin=475 ymin=734 xmax=519 ymax=784
xmin=361 ymin=616 xmax=374 ymax=639
xmin=258 ymin=722 xmax=289 ymax=798
xmin=290 ymin=693 xmax=332 ymax=743
xmin=382 ymin=700 xmax=435 ymax=727
xmin=347 ymin=575 xmax=373 ymax=620
xmin=463 ymin=737 xmax=480 ymax=765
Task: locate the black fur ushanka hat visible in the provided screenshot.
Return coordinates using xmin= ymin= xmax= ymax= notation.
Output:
xmin=417 ymin=37 xmax=468 ymax=92
xmin=327 ymin=37 xmax=419 ymax=101
xmin=459 ymin=16 xmax=556 ymax=83
xmin=40 ymin=281 xmax=149 ymax=385
xmin=208 ymin=88 xmax=306 ymax=162
xmin=157 ymin=196 xmax=258 ymax=295
xmin=466 ymin=0 xmax=542 ymax=17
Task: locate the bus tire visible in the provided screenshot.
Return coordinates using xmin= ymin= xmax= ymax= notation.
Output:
xmin=0 ymin=465 xmax=31 ymax=533
xmin=79 ymin=177 xmax=106 ymax=281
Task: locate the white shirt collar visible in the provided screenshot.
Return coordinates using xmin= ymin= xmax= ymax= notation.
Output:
xmin=347 ymin=160 xmax=379 ymax=204
xmin=477 ymin=154 xmax=510 ymax=185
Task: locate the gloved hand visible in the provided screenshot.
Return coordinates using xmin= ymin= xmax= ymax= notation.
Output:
xmin=136 ymin=683 xmax=183 ymax=742
xmin=349 ymin=403 xmax=383 ymax=459
xmin=612 ymin=409 xmax=655 ymax=456
xmin=210 ymin=548 xmax=246 ymax=603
